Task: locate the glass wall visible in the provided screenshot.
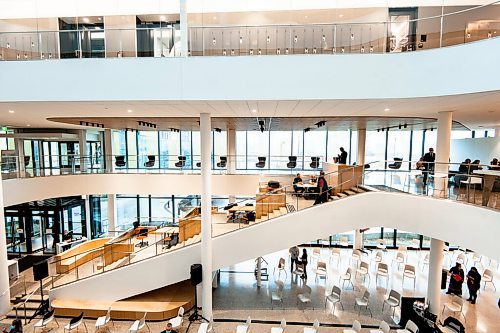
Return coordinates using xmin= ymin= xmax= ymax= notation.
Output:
xmin=365 ymin=131 xmax=387 ymax=169
xmin=387 ymin=130 xmax=411 ymax=169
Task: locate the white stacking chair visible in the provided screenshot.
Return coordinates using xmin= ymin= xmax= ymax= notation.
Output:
xmin=354 ymin=290 xmax=372 ymax=317
xmin=343 ymin=319 xmax=361 ymax=333
xmin=382 ymin=289 xmax=401 ymax=316
xmin=421 ymin=253 xmax=430 ymax=271
xmin=377 ymin=321 xmax=391 ymax=333
xmin=34 ymin=309 xmax=59 ymax=333
xmin=311 ymin=248 xmax=321 ymax=264
xmin=376 ymin=239 xmax=387 ymax=250
xmin=339 ymin=236 xmax=349 ymax=247
xmin=297 ymin=285 xmax=313 ymax=310
xmin=351 ymin=249 xmax=362 ymax=267
xmin=483 ymin=268 xmax=496 ymax=290
xmin=396 ymin=320 xmax=419 ymax=333
xmin=95 ymin=307 xmax=113 ymax=332
xmin=376 ymin=263 xmax=389 ymax=287
xmin=292 ymin=262 xmax=305 ymax=280
xmin=274 ymin=258 xmax=288 ymax=280
xmin=339 ymin=267 xmax=354 ymax=289
xmin=330 ymin=248 xmax=341 ymax=267
xmin=64 ymin=312 xmax=87 ymax=333
xmin=455 ymin=252 xmax=467 ymax=267
xmin=303 ymin=319 xmax=320 ymax=333
xmin=197 ymin=316 xmax=214 ymax=333
xmin=271 ymin=318 xmax=286 ymax=333
xmin=236 ymin=316 xmax=251 ymax=333
xmin=402 ymin=264 xmax=417 ymax=289
xmin=471 ymin=253 xmax=483 ymax=269
xmin=271 ymin=280 xmax=284 ymax=309
xmin=372 ymin=251 xmax=383 ymax=269
xmin=355 ymin=261 xmax=370 ymax=285
xmin=442 ymin=295 xmax=466 ymax=322
xmin=169 ymin=307 xmax=184 ymax=329
xmin=129 ymin=313 xmax=149 ymax=333
xmin=314 ymin=261 xmax=328 ymax=282
xmin=393 ymin=252 xmax=406 ymax=270
xmin=325 ymin=285 xmax=344 ymax=315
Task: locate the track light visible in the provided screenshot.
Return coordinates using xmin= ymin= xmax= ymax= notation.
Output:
xmin=214 ymin=128 xmax=222 ymax=133
xmin=315 ymin=121 xmax=326 ymax=128
xmin=404 ymin=124 xmax=407 ymax=129
xmin=258 ymin=120 xmax=265 ymax=126
xmin=399 ymin=124 xmax=402 ymax=130
xmin=294 ymin=35 xmax=298 ymax=43
xmin=430 ymin=128 xmax=434 ymax=131
xmin=170 ymin=128 xmax=180 ymax=132
xmin=304 ymin=127 xmax=311 ymax=133
xmin=212 ymin=37 xmax=216 ymax=45
xmin=266 ymin=36 xmax=270 ymax=43
xmin=381 ymin=128 xmax=384 ymax=132
xmin=361 ymin=46 xmax=365 ymax=53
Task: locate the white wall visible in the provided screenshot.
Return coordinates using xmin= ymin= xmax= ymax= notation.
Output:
xmin=450 ymin=137 xmax=500 ymax=164
xmin=1 ymin=39 xmax=499 ymax=103
xmin=49 ymin=191 xmax=500 ymax=302
xmin=2 ymin=174 xmax=260 ymax=207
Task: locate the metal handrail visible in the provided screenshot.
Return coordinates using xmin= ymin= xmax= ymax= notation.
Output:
xmin=13 ymin=283 xmax=41 ymax=324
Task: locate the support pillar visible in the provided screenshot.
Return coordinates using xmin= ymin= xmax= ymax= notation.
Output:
xmin=494 ymin=127 xmax=500 ymax=137
xmin=357 ymin=129 xmax=366 ymax=166
xmin=0 ymin=163 xmax=11 ymax=315
xmin=256 ymin=257 xmax=262 ymax=288
xmin=200 ymin=113 xmax=213 ymax=319
xmin=78 ymin=130 xmax=88 ymax=173
xmin=227 ymin=128 xmax=236 ymax=174
xmin=83 ymin=195 xmax=92 ymax=239
xmin=180 ymin=0 xmax=188 ymax=57
xmin=427 ymin=238 xmax=444 ymax=314
xmin=435 ymin=112 xmax=452 ymax=198
xmin=103 ymin=129 xmax=114 ymax=173
xmin=354 ymin=230 xmax=363 ymax=249
xmin=107 ymin=194 xmax=116 ymax=235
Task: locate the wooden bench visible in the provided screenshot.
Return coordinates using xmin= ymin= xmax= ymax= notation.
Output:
xmin=55 ymin=238 xmax=112 ymax=274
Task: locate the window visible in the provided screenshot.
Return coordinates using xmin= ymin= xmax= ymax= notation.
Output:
xmin=365 ymin=131 xmax=387 ymax=169
xmin=292 ymin=131 xmax=304 ymax=168
xmin=138 ymin=131 xmax=158 ymax=168
xmin=269 ymin=131 xmax=292 ymax=169
xmin=424 ymin=130 xmax=437 ymax=152
xmin=395 ymin=230 xmax=420 ymax=247
xmin=213 ymin=131 xmax=227 ymax=165
xmin=151 ymin=197 xmax=174 ymax=223
xmin=451 ymin=130 xmax=472 ymax=140
xmin=387 ymin=130 xmax=411 ymax=170
xmin=180 ymin=131 xmax=192 ymax=168
xmin=363 ymin=227 xmax=382 ymax=246
xmin=247 ymin=131 xmax=269 ymax=169
xmin=192 ymin=132 xmax=201 ymax=167
xmin=159 ymin=131 xmax=180 ymax=168
xmin=304 ymin=130 xmax=326 ymax=169
xmin=116 ymin=195 xmax=138 ymax=228
xmin=126 ymin=131 xmax=137 ymax=168
xmin=410 ymin=130 xmax=424 ymax=164
xmin=236 ymin=131 xmax=247 ymax=169
xmin=327 ymin=131 xmax=350 ymax=163
xmin=112 ymin=130 xmax=126 ymax=156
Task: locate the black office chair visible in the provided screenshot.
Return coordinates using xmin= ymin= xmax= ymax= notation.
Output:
xmin=287 ymin=156 xmax=297 ymax=169
xmin=136 ymin=228 xmax=149 ymax=248
xmin=175 ymin=156 xmax=186 ymax=168
xmin=310 ymin=157 xmax=320 ymax=168
xmin=115 ymin=155 xmax=126 ymax=167
xmin=144 ymin=155 xmax=155 ymax=168
xmin=24 ymin=156 xmax=31 ymax=166
xmin=217 ymin=156 xmax=227 ymax=168
xmin=196 ymin=162 xmax=201 ymax=168
xmin=388 ymin=157 xmax=403 ymax=169
xmin=256 ymin=157 xmax=266 ymax=168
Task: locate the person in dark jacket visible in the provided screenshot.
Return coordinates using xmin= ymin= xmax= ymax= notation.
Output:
xmin=466 ymin=267 xmax=481 ymax=304
xmin=447 ymin=262 xmax=464 ymax=296
xmin=338 ymin=147 xmax=348 ymax=164
xmin=313 ymin=171 xmax=329 ymax=205
xmin=300 ymin=248 xmax=308 ymax=279
xmin=422 ymin=148 xmax=435 ymax=186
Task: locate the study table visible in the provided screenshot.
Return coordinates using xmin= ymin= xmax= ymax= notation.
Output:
xmin=472 ymin=169 xmax=500 ymax=206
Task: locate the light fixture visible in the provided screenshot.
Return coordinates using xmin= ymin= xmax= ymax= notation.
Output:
xmin=213 ymin=16 xmax=217 ymax=20
xmin=98 ymin=17 xmax=102 ymax=21
xmin=332 ymin=48 xmax=336 ymax=54
xmin=212 ymin=37 xmax=216 ymax=46
xmin=258 ymin=49 xmax=262 ymax=55
xmin=430 ymin=128 xmax=434 ymax=131
xmin=399 ymin=124 xmax=402 ymax=130
xmin=16 ymin=54 xmax=20 ymax=59
xmin=285 ymin=48 xmax=289 ymax=55
xmin=294 ymin=35 xmax=298 ymax=43
xmin=230 ymin=49 xmax=235 ymax=55
xmin=351 ymin=33 xmax=354 ymax=40
xmin=26 ymin=124 xmax=31 ymax=127
xmin=404 ymin=124 xmax=407 ymax=129
xmin=361 ymin=46 xmax=365 ymax=53
xmin=322 ymin=35 xmax=326 ymax=42
xmin=304 ymin=127 xmax=311 ymax=133
xmin=266 ymin=36 xmax=270 ymax=43
xmin=127 ymin=109 xmax=133 ymax=113
xmin=312 ymin=47 xmax=317 ymax=54
xmin=369 ymin=46 xmax=374 ymax=53
xmin=276 ymin=48 xmax=281 ymax=55
xmin=341 ymin=47 xmax=345 ymax=53
xmin=384 ymin=108 xmax=390 ymax=112
xmin=223 ymin=49 xmax=227 ymax=56
xmin=315 ymin=121 xmax=326 ymax=128
xmin=304 ymin=48 xmax=309 ymax=54
xmin=249 ymin=49 xmax=254 ymax=55
xmin=8 ymin=110 xmax=14 ymax=113
xmin=214 ymin=128 xmax=222 ymax=133
xmin=31 ymin=41 xmax=34 ymax=48
xmin=24 ymin=54 xmax=28 ymax=59
xmin=381 ymin=128 xmax=384 ymax=132
xmin=466 ymin=32 xmax=471 ymax=39
xmin=41 ymin=53 xmax=45 ymax=59
xmin=338 ymin=14 xmax=344 ymax=18
xmin=251 ymin=109 xmax=257 ymax=113
xmin=487 ymin=32 xmax=492 ymax=38
xmin=6 ymin=43 xmax=10 ymax=49
xmin=239 ymin=36 xmax=243 ymax=44
xmin=48 ymin=53 xmax=52 ymax=59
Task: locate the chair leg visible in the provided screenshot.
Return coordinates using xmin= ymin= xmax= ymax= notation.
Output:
xmin=84 ymin=322 xmax=88 ymax=333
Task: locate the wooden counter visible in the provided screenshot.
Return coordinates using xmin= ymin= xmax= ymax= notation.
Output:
xmin=323 ymin=162 xmax=364 ymax=194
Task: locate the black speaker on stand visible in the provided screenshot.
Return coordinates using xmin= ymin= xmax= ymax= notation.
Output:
xmin=32 ymin=260 xmax=50 ymax=320
xmin=188 ymin=264 xmax=206 ymax=323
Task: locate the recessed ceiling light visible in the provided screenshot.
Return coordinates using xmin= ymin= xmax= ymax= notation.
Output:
xmin=213 ymin=16 xmax=217 ymax=20
xmin=384 ymin=108 xmax=390 ymax=112
xmin=160 ymin=16 xmax=166 ymax=21
xmin=82 ymin=17 xmax=90 ymax=23
xmin=251 ymin=109 xmax=257 ymax=113
xmin=26 ymin=124 xmax=31 ymax=127
xmin=339 ymin=14 xmax=344 ymax=18
xmin=97 ymin=17 xmax=102 ymax=21
xmin=127 ymin=109 xmax=133 ymax=113
xmin=8 ymin=110 xmax=14 ymax=113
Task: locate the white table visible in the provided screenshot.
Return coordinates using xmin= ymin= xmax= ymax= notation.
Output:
xmin=473 ymin=169 xmax=500 ymax=206
xmin=56 ymin=237 xmax=88 ymax=254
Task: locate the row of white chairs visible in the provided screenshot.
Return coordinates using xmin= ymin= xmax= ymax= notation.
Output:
xmin=237 ymin=317 xmax=320 ymax=333
xmin=343 ymin=319 xmax=418 ymax=333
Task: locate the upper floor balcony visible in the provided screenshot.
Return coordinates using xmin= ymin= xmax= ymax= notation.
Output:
xmin=0 ymin=2 xmax=499 ymax=61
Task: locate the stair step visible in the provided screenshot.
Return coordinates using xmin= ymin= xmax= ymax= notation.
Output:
xmin=351 ymin=187 xmax=365 ymax=193
xmin=279 ymin=207 xmax=288 ymax=214
xmin=6 ymin=308 xmax=37 ymax=319
xmin=337 ymin=193 xmax=348 ymax=198
xmin=331 ymin=196 xmax=340 ymax=200
xmin=255 ymin=218 xmax=262 ymax=223
xmin=344 ymin=190 xmax=357 ymax=196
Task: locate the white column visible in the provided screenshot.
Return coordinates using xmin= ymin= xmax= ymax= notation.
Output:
xmin=427 ymin=238 xmax=444 ymax=314
xmin=227 ymin=128 xmax=236 ymax=174
xmin=180 ymin=0 xmax=188 ymax=57
xmin=83 ymin=195 xmax=92 ymax=239
xmin=107 ymin=194 xmax=116 ymax=235
xmin=494 ymin=127 xmax=500 ymax=137
xmin=14 ymin=138 xmax=24 ymax=175
xmin=435 ymin=111 xmax=452 ymax=198
xmin=78 ymin=130 xmax=88 ymax=172
xmin=357 ymin=129 xmax=366 ymax=166
xmin=200 ymin=113 xmax=213 ymax=319
xmin=0 ymin=163 xmax=11 ymax=315
xmin=103 ymin=129 xmax=114 ymax=173
xmin=354 ymin=230 xmax=363 ymax=249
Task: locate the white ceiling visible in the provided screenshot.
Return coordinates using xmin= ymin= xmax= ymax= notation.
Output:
xmin=0 ymin=91 xmax=499 ymax=130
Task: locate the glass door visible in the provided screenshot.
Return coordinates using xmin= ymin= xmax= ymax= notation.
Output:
xmin=388 ymin=8 xmax=417 ymax=52
xmin=87 ymin=141 xmax=102 ymax=169
xmin=5 ymin=215 xmax=23 ymax=254
xmin=31 ymin=213 xmax=43 ymax=252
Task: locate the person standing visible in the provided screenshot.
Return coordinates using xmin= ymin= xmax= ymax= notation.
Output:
xmin=338 ymin=147 xmax=348 ymax=164
xmin=422 ymin=147 xmax=435 ymax=186
xmin=300 ymin=248 xmax=308 ymax=279
xmin=289 ymin=246 xmax=299 ymax=274
xmin=466 ymin=267 xmax=481 ymax=304
xmin=447 ymin=262 xmax=465 ymax=296
xmin=314 ymin=171 xmax=329 ymax=205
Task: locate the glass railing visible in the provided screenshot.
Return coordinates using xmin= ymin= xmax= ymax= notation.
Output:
xmin=46 ymin=165 xmax=365 ymax=289
xmin=362 ymin=159 xmax=500 ymax=210
xmin=1 ymin=153 xmax=340 ymax=179
xmin=0 ymin=2 xmax=499 ymax=61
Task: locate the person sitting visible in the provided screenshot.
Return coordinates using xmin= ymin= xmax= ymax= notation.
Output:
xmin=469 ymin=159 xmax=482 ymax=173
xmin=160 ymin=323 xmax=177 ymax=333
xmin=489 ymin=158 xmax=500 ymax=170
xmin=3 ymin=319 xmax=22 ymax=333
xmin=416 ymin=157 xmax=425 ymax=170
xmin=293 ymin=173 xmax=305 ymax=193
xmin=245 ymin=210 xmax=256 ymax=222
xmin=458 ymin=158 xmax=472 ymax=174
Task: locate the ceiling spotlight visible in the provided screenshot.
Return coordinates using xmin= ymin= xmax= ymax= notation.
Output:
xmin=231 ymin=49 xmax=235 ymax=55
xmin=381 ymin=128 xmax=385 ymax=132
xmin=31 ymin=42 xmax=34 ymax=48
xmin=82 ymin=17 xmax=90 ymax=23
xmin=304 ymin=127 xmax=311 ymax=133
xmin=338 ymin=14 xmax=344 ymax=18
xmin=26 ymin=124 xmax=31 ymax=127
xmin=8 ymin=110 xmax=14 ymax=114
xmin=285 ymin=48 xmax=289 ymax=55
xmin=276 ymin=48 xmax=281 ymax=55
xmin=369 ymin=46 xmax=374 ymax=53
xmin=377 ymin=129 xmax=380 ymax=132
xmin=212 ymin=37 xmax=216 ymax=46
xmin=351 ymin=34 xmax=354 ymax=40
xmin=294 ymin=35 xmax=298 ymax=43
xmin=249 ymin=49 xmax=254 ymax=55
xmin=466 ymin=32 xmax=471 ymax=39
xmin=127 ymin=109 xmax=133 ymax=113
xmin=258 ymin=120 xmax=265 ymax=126
xmin=315 ymin=120 xmax=326 ymax=128
xmin=258 ymin=49 xmax=262 ymax=55
xmin=404 ymin=124 xmax=407 ymax=129
xmin=398 ymin=124 xmax=402 ymax=130
xmin=430 ymin=128 xmax=434 ymax=131
xmin=6 ymin=43 xmax=10 ymax=49
xmin=341 ymin=47 xmax=345 ymax=53
xmin=266 ymin=36 xmax=270 ymax=43
xmin=223 ymin=49 xmax=227 ymax=56
xmin=322 ymin=35 xmax=326 ymax=42
xmin=361 ymin=46 xmax=365 ymax=53
xmin=239 ymin=36 xmax=243 ymax=44
xmin=384 ymin=108 xmax=390 ymax=112
xmin=214 ymin=127 xmax=222 ymax=133
xmin=251 ymin=109 xmax=257 ymax=113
